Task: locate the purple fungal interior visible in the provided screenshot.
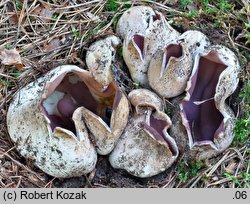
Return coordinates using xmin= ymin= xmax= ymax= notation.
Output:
xmin=165 ymin=44 xmax=183 ymax=61
xmin=182 ymin=50 xmax=227 ymax=143
xmin=162 ymin=44 xmax=183 ymax=73
xmin=41 ymin=73 xmax=121 ymax=133
xmin=141 ymin=113 xmax=177 ymax=155
xmin=133 ymin=34 xmax=145 ymax=59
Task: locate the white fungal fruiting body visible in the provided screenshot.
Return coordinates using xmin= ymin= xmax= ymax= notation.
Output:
xmin=179 ymin=45 xmax=240 ymax=160
xmin=148 ymin=43 xmax=192 ymax=98
xmin=109 ymin=89 xmax=178 ymax=178
xmin=7 ymin=65 xmax=97 ymax=177
xmin=86 ymin=35 xmax=121 ymax=88
xmin=116 ymin=6 xmax=156 ymax=39
xmin=178 ymin=30 xmax=211 ymax=57
xmin=148 ymin=30 xmax=211 ymax=98
xmin=119 ymin=6 xmax=180 ymax=86
xmin=7 ymin=65 xmax=129 ymax=177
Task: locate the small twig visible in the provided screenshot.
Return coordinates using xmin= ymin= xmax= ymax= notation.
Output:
xmin=93 ymin=183 xmax=109 ymax=188
xmin=162 ymin=174 xmax=176 ymax=188
xmin=0 ymin=146 xmax=16 ymax=158
xmin=44 ymin=177 xmax=56 ymax=188
xmin=207 ymin=151 xmax=231 ymax=177
xmin=9 ymin=176 xmax=22 ymax=188
xmin=207 ymin=177 xmax=233 ymax=187
xmin=52 ymin=0 xmax=101 ymax=10
xmin=235 ymin=43 xmax=250 ymax=52
xmin=188 ymin=167 xmax=213 ymax=188
xmin=3 ymin=153 xmax=44 ymax=181
xmin=0 ymin=73 xmax=16 ymax=80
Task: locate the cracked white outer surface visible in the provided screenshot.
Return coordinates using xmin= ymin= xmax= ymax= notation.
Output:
xmin=109 ymin=89 xmax=178 ymax=178
xmin=178 ymin=30 xmax=211 ymax=57
xmin=7 ymin=65 xmax=97 ymax=178
xmin=7 ymin=65 xmax=130 ymax=177
xmin=117 ymin=6 xmax=180 ymax=87
xmin=86 ymin=35 xmax=121 ymax=88
xmin=148 ymin=30 xmax=211 ymax=98
xmin=116 ymin=6 xmax=156 ymax=39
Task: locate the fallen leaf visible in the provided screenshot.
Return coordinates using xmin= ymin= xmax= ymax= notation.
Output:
xmin=9 ymin=13 xmax=19 ymax=25
xmin=86 ymin=12 xmax=100 ymax=22
xmin=0 ymin=48 xmax=23 ymax=69
xmin=225 ymin=161 xmax=237 ymax=174
xmin=43 ymin=38 xmax=61 ymax=52
xmin=211 ymin=176 xmax=219 ymax=181
xmin=32 ymin=4 xmax=56 ymax=23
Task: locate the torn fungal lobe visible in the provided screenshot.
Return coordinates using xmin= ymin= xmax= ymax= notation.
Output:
xmin=41 ymin=73 xmax=121 ymax=134
xmin=131 ymin=14 xmax=162 ymax=61
xmin=161 ymin=44 xmax=183 ymax=77
xmin=140 ymin=109 xmax=177 ymax=155
xmin=182 ymin=50 xmax=227 ymax=143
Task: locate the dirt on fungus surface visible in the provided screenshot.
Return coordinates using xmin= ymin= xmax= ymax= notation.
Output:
xmin=0 ymin=0 xmax=249 ymax=188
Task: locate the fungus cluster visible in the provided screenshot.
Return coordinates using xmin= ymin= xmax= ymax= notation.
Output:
xmin=7 ymin=6 xmax=240 ymax=178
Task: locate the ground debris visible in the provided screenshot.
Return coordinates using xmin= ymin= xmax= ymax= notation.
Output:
xmin=0 ymin=48 xmax=23 ymax=69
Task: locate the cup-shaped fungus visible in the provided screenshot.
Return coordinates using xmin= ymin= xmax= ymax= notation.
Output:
xmin=118 ymin=6 xmax=180 ymax=87
xmin=180 ymin=45 xmax=240 ymax=160
xmin=7 ymin=65 xmax=129 ymax=177
xmin=148 ymin=30 xmax=210 ymax=98
xmin=86 ymin=35 xmax=121 ymax=88
xmin=109 ymin=89 xmax=178 ymax=178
